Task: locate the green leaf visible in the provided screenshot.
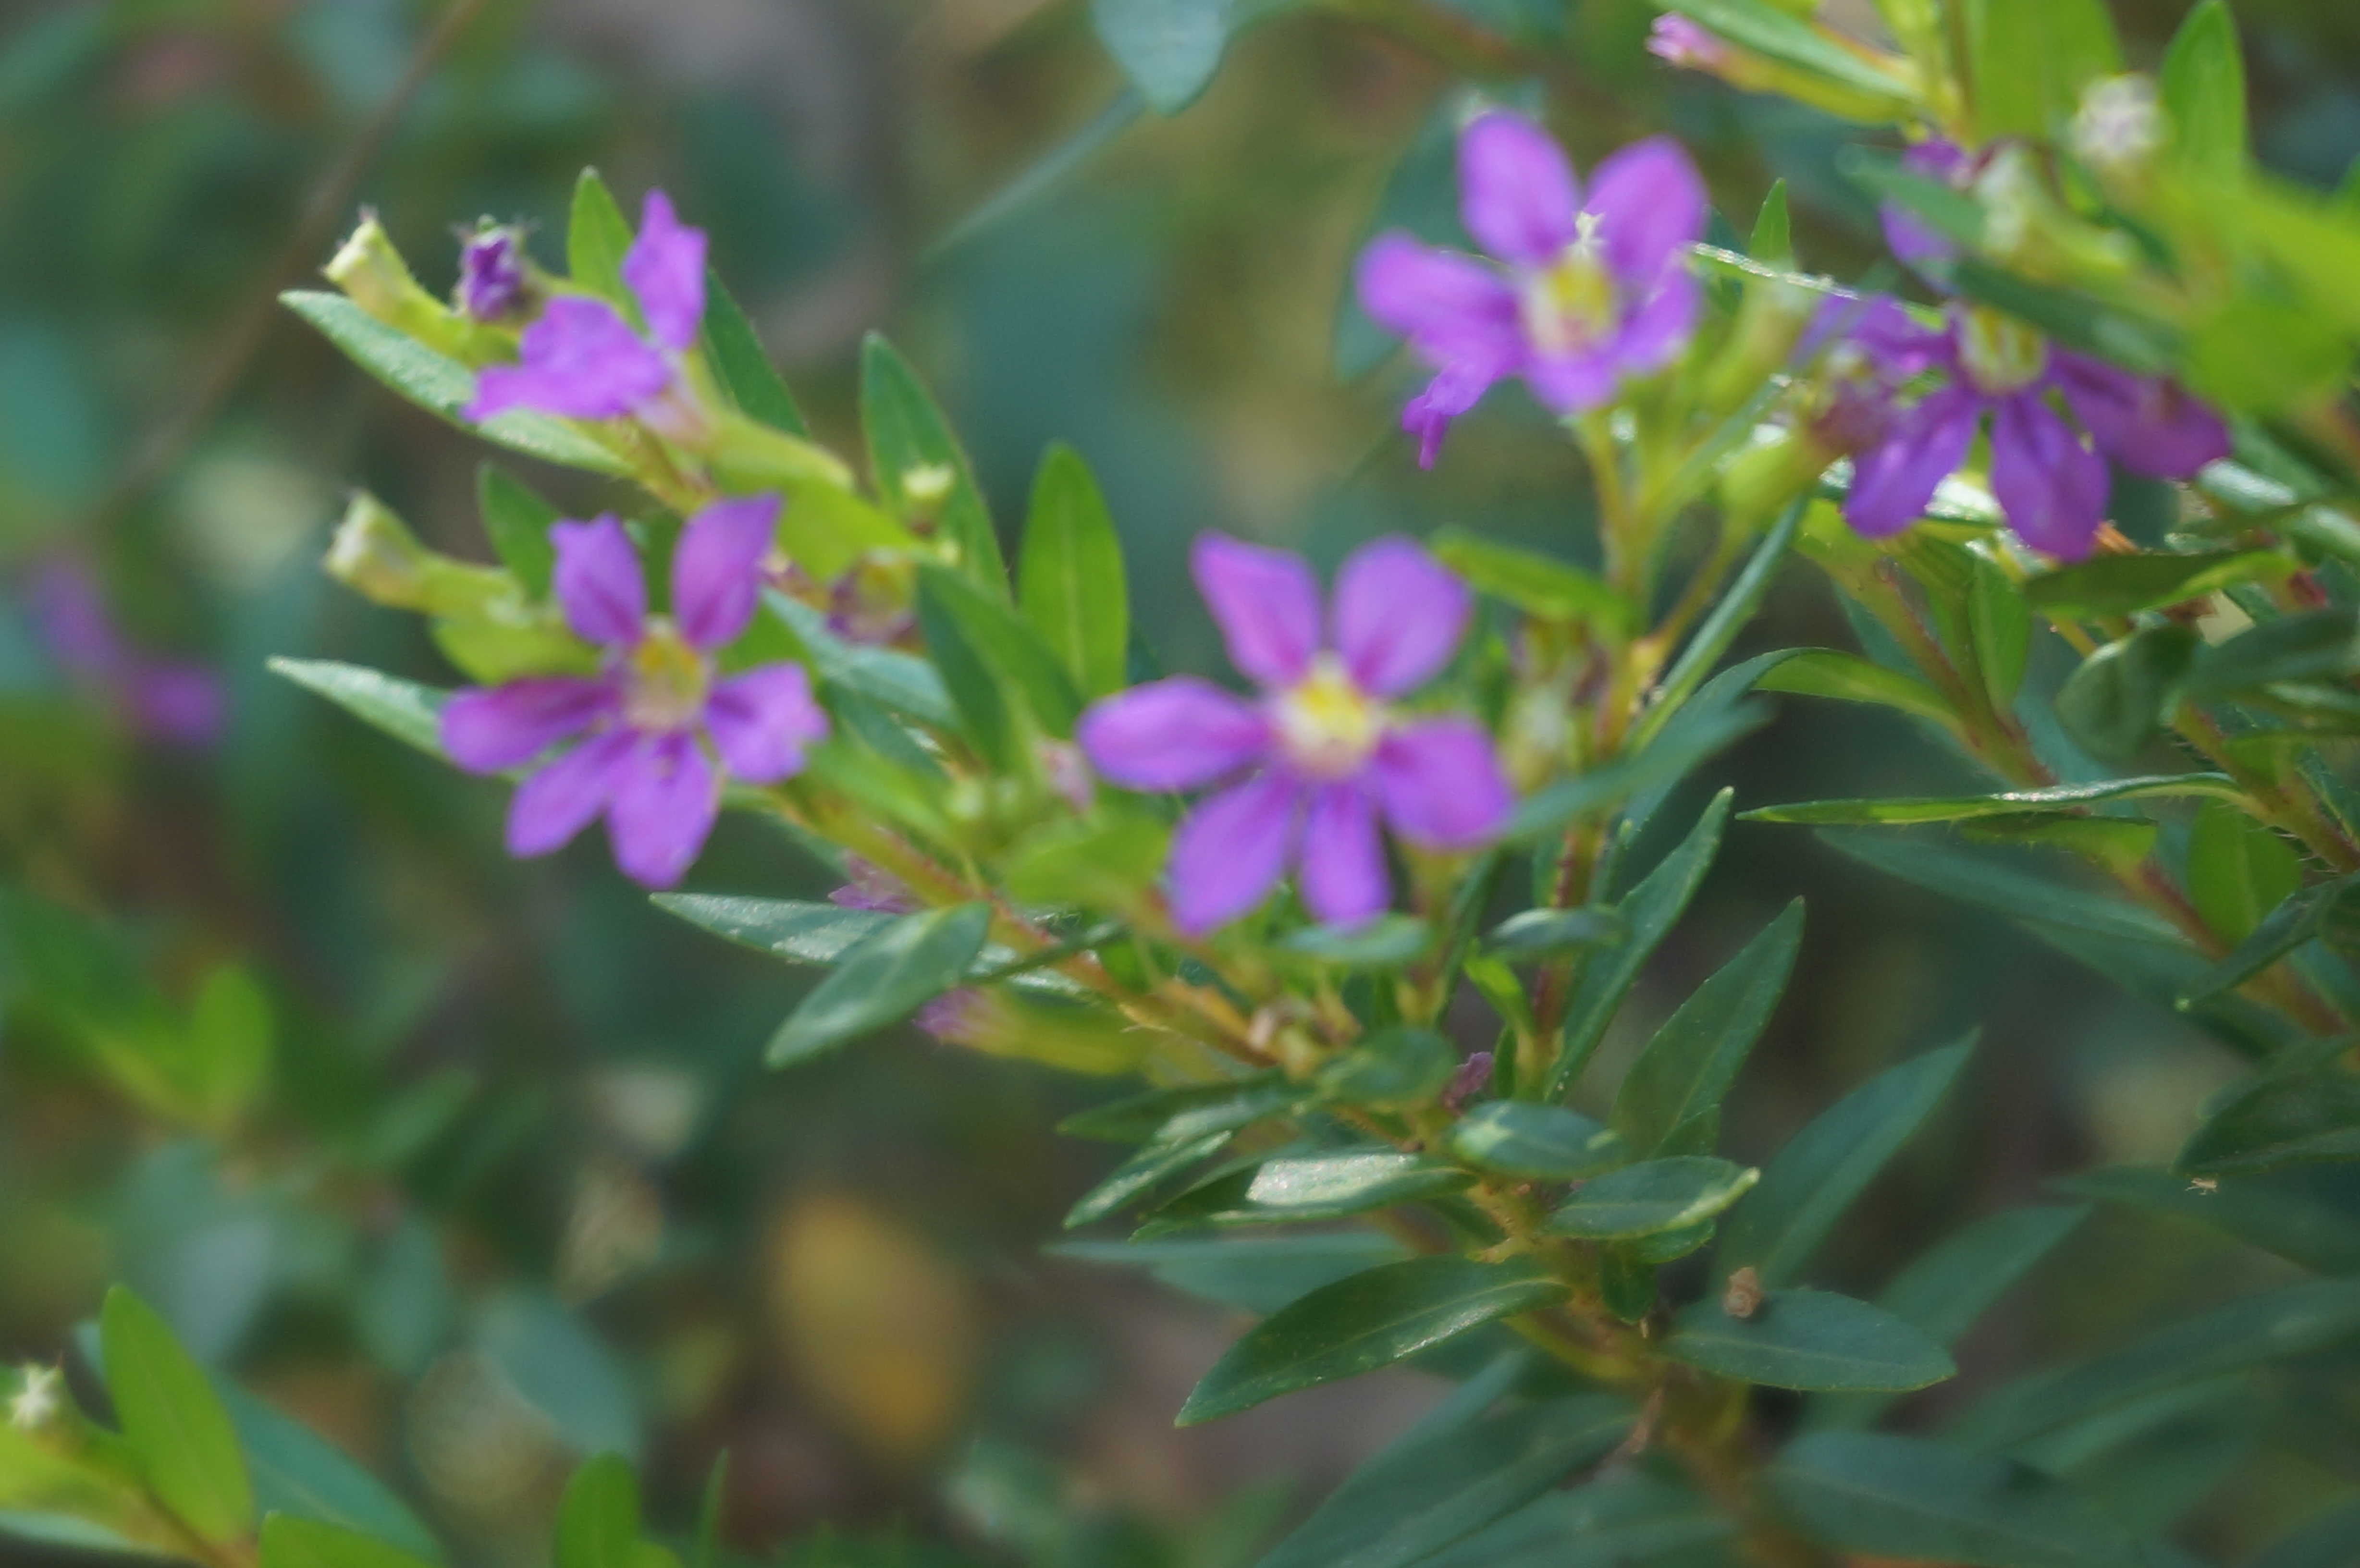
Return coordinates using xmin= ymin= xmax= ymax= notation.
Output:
xmin=1769 ymin=1431 xmax=2144 ymax=1568
xmin=1964 ymin=0 xmax=2124 ymax=141
xmin=1545 ymin=1157 xmax=1759 ymax=1239
xmin=476 ymin=466 xmax=559 ymax=597
xmin=1667 ymin=1289 xmax=1955 ymax=1392
xmin=1746 ymin=774 xmax=2245 ymax=826
xmin=1428 ymin=529 xmax=1634 ymax=631
xmin=1090 ymin=0 xmax=1236 ymax=114
xmin=1277 ymin=915 xmax=1432 ymax=968
xmin=1950 ymin=1280 xmax=2360 ymax=1450
xmin=1508 ymin=706 xmax=1767 ymax=845
xmin=860 ymin=334 xmax=1007 ymax=593
xmin=700 ymin=272 xmax=809 ymax=437
xmin=100 ymin=1286 xmax=254 ymax=1543
xmin=1970 ymin=554 xmax=2032 ymax=710
xmin=764 ymin=594 xmax=956 ymax=730
xmin=1058 ymin=1074 xmax=1294 ymax=1143
xmin=566 ymin=170 xmax=637 ymax=315
xmin=653 ymin=896 xmax=909 ymax=967
xmin=692 ymin=1454 xmax=728 ymax=1568
xmin=1547 ymin=790 xmax=1733 ymax=1100
xmin=765 ymin=904 xmax=993 ymax=1066
xmin=2180 ymin=875 xmax=2360 ymax=1003
xmin=2188 ymin=607 xmax=2360 ymax=695
xmin=922 ymin=563 xmax=1082 ymax=737
xmin=260 ymin=1518 xmax=437 ymax=1568
xmin=1154 ymin=1151 xmax=1473 ymax=1228
xmin=281 ymin=293 xmax=621 ymax=473
xmin=1664 ymin=1 xmax=1916 ymax=106
xmin=554 ymin=1454 xmax=641 ymax=1568
xmin=1018 ymin=443 xmax=1129 ymax=699
xmin=2160 ymin=0 xmax=2247 ymax=178
xmin=1052 ymin=1233 xmax=1410 ymax=1317
xmin=1481 ymin=907 xmax=1623 ymax=960
xmin=2178 ymin=1070 xmax=2360 ymax=1176
xmin=2254 ymin=1498 xmax=2360 ymax=1568
xmin=221 ymin=1382 xmax=442 ymax=1560
xmin=183 ymin=964 xmax=272 ymax=1127
xmin=1446 ymin=1102 xmax=1624 ymax=1180
xmin=1611 ymin=901 xmax=1802 ymax=1154
xmin=1720 ymin=1039 xmax=1973 ymax=1286
xmin=2186 ymin=800 xmax=2302 ymax=944
xmin=1001 ymin=812 xmax=1169 ymax=908
xmin=1250 ymin=1395 xmax=1632 ymax=1568
xmin=2055 ymin=626 xmax=2197 ymax=762
xmin=1068 ymin=1131 xmax=1246 ymax=1228
xmin=1750 ymin=179 xmax=1792 ymax=263
xmin=1414 ymin=1474 xmax=1732 ymax=1568
xmin=1175 ymin=1257 xmax=1568 ymax=1424
xmin=1817 ymin=829 xmax=2187 ymax=948
xmin=2024 ymin=549 xmax=2295 ymax=619
xmin=1754 ymin=649 xmax=1960 ymax=733
xmin=2059 ymin=1164 xmax=2360 ymax=1276
xmin=1314 ymin=1027 xmax=1458 ymax=1110
xmin=1630 ymin=503 xmax=1801 ymax=751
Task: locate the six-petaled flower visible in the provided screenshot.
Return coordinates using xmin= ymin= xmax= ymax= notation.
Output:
xmin=440 ymin=496 xmax=829 ymax=888
xmin=1077 ymin=534 xmax=1512 ymax=934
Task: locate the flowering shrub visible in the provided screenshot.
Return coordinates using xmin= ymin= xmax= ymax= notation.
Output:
xmin=13 ymin=1 xmax=2360 ymax=1566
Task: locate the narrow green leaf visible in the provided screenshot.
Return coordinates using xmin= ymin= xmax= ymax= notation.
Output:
xmin=1277 ymin=915 xmax=1432 ymax=967
xmin=2186 ymin=607 xmax=2360 ymax=695
xmin=2180 ymin=875 xmax=2360 ymax=1003
xmin=1750 ymin=179 xmax=1792 ymax=263
xmin=1667 ymin=1290 xmax=1955 ymax=1392
xmin=223 ymin=1383 xmax=442 ymax=1561
xmin=1251 ymin=1395 xmax=1631 ymax=1568
xmin=1665 ymin=0 xmax=1915 ymax=105
xmin=691 ymin=1453 xmax=728 ymax=1568
xmin=1447 ymin=1102 xmax=1624 ymax=1180
xmin=1058 ymin=1074 xmax=1294 ymax=1143
xmin=1720 ymin=1039 xmax=1973 ymax=1286
xmin=1817 ymin=829 xmax=2188 ymax=947
xmin=653 ymin=896 xmax=893 ymax=967
xmin=476 ymin=466 xmax=559 ymax=597
xmin=1630 ymin=503 xmax=1801 ymax=751
xmin=1068 ymin=1131 xmax=1247 ymax=1229
xmin=2059 ymin=1164 xmax=2360 ymax=1277
xmin=1091 ymin=0 xmax=1234 ymax=114
xmin=916 ymin=575 xmax=1016 ymax=768
xmin=1969 ymin=554 xmax=2031 ymax=710
xmin=2178 ymin=1070 xmax=2360 ymax=1176
xmin=2055 ymin=626 xmax=2198 ymax=762
xmin=1482 ymin=907 xmax=1623 ymax=960
xmin=1428 ymin=529 xmax=1634 ymax=632
xmin=260 ymin=1518 xmax=437 ymax=1568
xmin=1156 ymin=1151 xmax=1474 ymax=1228
xmin=1754 ymin=649 xmax=1960 ymax=733
xmin=1019 ymin=443 xmax=1129 ymax=699
xmin=859 ymin=333 xmax=1008 ymax=593
xmin=1965 ymin=0 xmax=2124 ymax=141
xmin=1413 ymin=1475 xmax=1732 ymax=1568
xmin=100 ymin=1286 xmax=254 ymax=1543
xmin=1546 ymin=1157 xmax=1759 ymax=1240
xmin=1175 ymin=1258 xmax=1569 ymax=1424
xmin=1314 ymin=1027 xmax=1457 ymax=1110
xmin=565 ymin=170 xmax=637 ymax=315
xmin=699 ymin=272 xmax=809 ymax=437
xmin=921 ymin=563 xmax=1082 ymax=739
xmin=2161 ymin=0 xmax=2247 ymax=179
xmin=1746 ymin=773 xmax=2245 ymax=826
xmin=2025 ymin=549 xmax=2294 ymax=619
xmin=1508 ymin=707 xmax=1767 ymax=845
xmin=765 ymin=904 xmax=993 ymax=1066
xmin=764 ymin=593 xmax=956 ymax=730
xmin=1769 ymin=1431 xmax=2144 ymax=1568
xmin=2186 ymin=799 xmax=2302 ymax=944
xmin=1052 ymin=1233 xmax=1411 ymax=1317
xmin=2254 ymin=1498 xmax=2360 ymax=1568
xmin=1612 ymin=901 xmax=1802 ymax=1154
xmin=553 ymin=1454 xmax=640 ymax=1568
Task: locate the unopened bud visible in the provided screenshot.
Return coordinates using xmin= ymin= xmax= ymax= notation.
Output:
xmin=325 ymin=212 xmax=464 ymax=351
xmin=325 ymin=492 xmax=513 ymax=619
xmin=1718 ymin=424 xmax=1835 ymax=530
xmin=455 ymin=222 xmax=531 ymax=321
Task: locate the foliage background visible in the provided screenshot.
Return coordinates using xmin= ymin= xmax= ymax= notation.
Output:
xmin=4 ymin=0 xmax=2360 ymax=1559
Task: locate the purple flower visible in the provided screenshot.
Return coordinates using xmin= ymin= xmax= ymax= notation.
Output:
xmin=464 ymin=190 xmax=706 ymax=429
xmin=1879 ymin=137 xmax=1980 ymax=273
xmin=1077 ymin=534 xmax=1512 ymax=934
xmin=456 ymin=224 xmax=527 ymax=321
xmin=26 ymin=561 xmax=224 ymax=747
xmin=1355 ymin=113 xmax=1707 ymax=466
xmin=439 ymin=495 xmax=829 ymax=888
xmin=1647 ymin=16 xmax=1728 ymax=70
xmin=1822 ymin=300 xmax=2231 ymax=559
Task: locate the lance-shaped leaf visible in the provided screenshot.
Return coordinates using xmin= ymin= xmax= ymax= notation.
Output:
xmin=2058 ymin=1164 xmax=2360 ymax=1277
xmin=1052 ymin=1233 xmax=1410 ymax=1316
xmin=270 ymin=659 xmax=448 ymax=759
xmin=2180 ymin=875 xmax=2360 ymax=1003
xmin=1612 ymin=901 xmax=1802 ymax=1154
xmin=2162 ymin=0 xmax=2247 ymax=177
xmin=1666 ymin=1289 xmax=1954 ymax=1392
xmin=477 ymin=465 xmax=559 ymax=596
xmin=2186 ymin=607 xmax=2360 ymax=695
xmin=1147 ymin=1151 xmax=1473 ymax=1229
xmin=860 ymin=333 xmax=1008 ymax=591
xmin=1090 ymin=0 xmax=1264 ymax=114
xmin=1748 ymin=774 xmax=2246 ymax=826
xmin=1509 ymin=710 xmax=1767 ymax=845
xmin=699 ymin=272 xmax=809 ymax=437
xmin=565 ymin=170 xmax=636 ymax=315
xmin=1818 ymin=829 xmax=2188 ymax=947
xmin=1753 ymin=650 xmax=1961 ymax=735
xmin=100 ymin=1286 xmax=255 ymax=1544
xmin=553 ymin=1453 xmax=640 ymax=1568
xmin=1313 ymin=1027 xmax=1457 ymax=1110
xmin=1428 ymin=529 xmax=1635 ymax=632
xmin=765 ymin=594 xmax=956 ymax=730
xmin=1414 ymin=1475 xmax=1732 ymax=1568
xmin=1663 ymin=1 xmax=1915 ymax=105
xmin=765 ymin=904 xmax=992 ymax=1066
xmin=2185 ymin=800 xmax=2302 ymax=945
xmin=1018 ymin=443 xmax=1129 ymax=699
xmin=1448 ymin=1102 xmax=1624 ymax=1180
xmin=1059 ymin=1073 xmax=1296 ymax=1143
xmin=1630 ymin=503 xmax=1802 ymax=750
xmin=2056 ymin=625 xmax=2198 ymax=761
xmin=1546 ymin=1157 xmax=1758 ymax=1240
xmin=224 ymin=1384 xmax=442 ymax=1560
xmin=654 ymin=896 xmax=893 ymax=967
xmin=2025 ymin=549 xmax=2295 ymax=619
xmin=1482 ymin=907 xmax=1623 ymax=960
xmin=1969 ymin=554 xmax=2032 ymax=709
xmin=259 ymin=1518 xmax=437 ymax=1568
xmin=2177 ymin=1069 xmax=2360 ymax=1176
xmin=1175 ymin=1257 xmax=1569 ymax=1424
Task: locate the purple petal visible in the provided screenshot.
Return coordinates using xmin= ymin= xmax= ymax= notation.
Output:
xmin=457 ymin=227 xmax=526 ymax=321
xmin=1192 ymin=534 xmax=1323 ymax=689
xmin=1990 ymin=392 xmax=2111 ymax=560
xmin=464 ymin=297 xmax=671 ymax=422
xmin=622 ymin=189 xmax=707 ymax=353
xmin=1807 ymin=294 xmax=1951 ymax=378
xmin=606 ymin=731 xmax=719 ymax=888
xmin=2051 ymin=354 xmax=2231 ymax=479
xmin=1403 ymin=361 xmax=1501 ymax=469
xmin=1881 ymin=138 xmax=1973 ymax=272
xmin=1457 ymin=111 xmax=1582 ymax=267
xmin=1355 ymin=234 xmax=1524 ymax=369
xmin=131 ymin=664 xmax=225 ymax=747
xmin=703 ymin=662 xmax=828 ymax=783
xmin=1168 ymin=772 xmax=1301 ymax=934
xmin=672 ymin=494 xmax=779 ymax=649
xmin=1608 ymin=268 xmax=1701 ymax=378
xmin=1299 ymin=782 xmax=1390 ymax=927
xmin=1333 ymin=537 xmax=1471 ymax=698
xmin=1077 ymin=677 xmax=1270 ymax=791
xmin=442 ymin=676 xmax=615 ymax=772
xmin=1844 ymin=389 xmax=1980 ymax=539
xmin=506 ymin=728 xmax=634 ymax=858
xmin=552 ymin=516 xmax=646 ymax=647
xmin=1523 ymin=350 xmax=1622 ymax=414
xmin=1586 ymin=136 xmax=1707 ymax=282
xmin=1373 ymin=718 xmax=1512 ymax=849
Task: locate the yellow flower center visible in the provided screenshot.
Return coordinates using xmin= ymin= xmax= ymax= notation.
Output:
xmin=621 ymin=619 xmax=711 ymax=733
xmin=1272 ymin=655 xmax=1385 ymax=780
xmin=1518 ymin=216 xmax=1615 ymax=359
xmin=1955 ymin=306 xmax=2048 ymax=394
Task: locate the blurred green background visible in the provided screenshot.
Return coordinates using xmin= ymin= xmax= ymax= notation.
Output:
xmin=6 ymin=0 xmax=2360 ymax=1561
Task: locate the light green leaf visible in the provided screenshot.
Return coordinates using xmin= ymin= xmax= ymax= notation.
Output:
xmin=260 ymin=1517 xmax=437 ymax=1568
xmin=1018 ymin=443 xmax=1129 ymax=699
xmin=1447 ymin=1102 xmax=1624 ymax=1180
xmin=184 ymin=965 xmax=272 ymax=1127
xmin=1750 ymin=179 xmax=1792 ymax=263
xmin=566 ymin=170 xmax=637 ymax=315
xmin=1277 ymin=915 xmax=1432 ymax=968
xmin=765 ymin=904 xmax=993 ymax=1066
xmin=860 ymin=333 xmax=1008 ymax=593
xmin=2186 ymin=799 xmax=2302 ymax=944
xmin=652 ymin=896 xmax=892 ymax=966
xmin=1754 ymin=649 xmax=1960 ymax=733
xmin=699 ymin=272 xmax=809 ymax=437
xmin=1970 ymin=554 xmax=2031 ymax=710
xmin=100 ymin=1286 xmax=254 ymax=1543
xmin=1001 ymin=812 xmax=1169 ymax=908
xmin=1154 ymin=1151 xmax=1473 ymax=1228
xmin=554 ymin=1454 xmax=640 ymax=1568
xmin=1482 ymin=907 xmax=1623 ymax=960
xmin=1612 ymin=901 xmax=1802 ymax=1154
xmin=1314 ymin=1027 xmax=1457 ymax=1111
xmin=764 ymin=593 xmax=956 ymax=730
xmin=1175 ymin=1257 xmax=1569 ymax=1424
xmin=1428 ymin=529 xmax=1634 ymax=632
xmin=476 ymin=466 xmax=558 ymax=597
xmin=1091 ymin=0 xmax=1234 ymax=114
xmin=2025 ymin=549 xmax=2294 ymax=619
xmin=1665 ymin=0 xmax=1916 ymax=106
xmin=1051 ymin=1233 xmax=1410 ymax=1317
xmin=1964 ymin=0 xmax=2124 ymax=141
xmin=1745 ymin=773 xmax=2245 ymax=826
xmin=1546 ymin=1157 xmax=1759 ymax=1240
xmin=2178 ymin=1071 xmax=2360 ymax=1176
xmin=1667 ymin=1289 xmax=1955 ymax=1392
xmin=2161 ymin=0 xmax=2247 ymax=178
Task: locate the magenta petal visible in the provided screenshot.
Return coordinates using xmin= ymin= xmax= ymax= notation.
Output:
xmin=1610 ymin=269 xmax=1700 ymax=377
xmin=1457 ymin=111 xmax=1582 ymax=267
xmin=1355 ymin=233 xmax=1524 ymax=368
xmin=672 ymin=494 xmax=779 ymax=649
xmin=464 ymin=297 xmax=671 ymax=422
xmin=1077 ymin=677 xmax=1270 ymax=791
xmin=622 ymin=189 xmax=708 ymax=353
xmin=606 ymin=731 xmax=719 ymax=888
xmin=1299 ymin=782 xmax=1390 ymax=927
xmin=2052 ymin=354 xmax=2231 ymax=479
xmin=1523 ymin=350 xmax=1621 ymax=414
xmin=132 ymin=664 xmax=226 ymax=747
xmin=1333 ymin=537 xmax=1470 ymax=698
xmin=1587 ymin=136 xmax=1708 ymax=282
xmin=442 ymin=676 xmax=615 ymax=772
xmin=1192 ymin=534 xmax=1323 ymax=689
xmin=551 ymin=515 xmax=647 ymax=647
xmin=704 ymin=663 xmax=828 ymax=783
xmin=1844 ymin=389 xmax=1980 ymax=539
xmin=1881 ymin=138 xmax=1973 ymax=272
xmin=1168 ymin=772 xmax=1301 ymax=934
xmin=1990 ymin=392 xmax=2111 ymax=561
xmin=506 ymin=728 xmax=634 ymax=858
xmin=1373 ymin=718 xmax=1512 ymax=849
xmin=1403 ymin=361 xmax=1501 ymax=468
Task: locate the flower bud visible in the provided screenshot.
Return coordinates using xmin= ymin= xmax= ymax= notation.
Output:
xmin=325 ymin=212 xmax=469 ymax=353
xmin=1700 ymin=276 xmax=1818 ymax=416
xmin=1718 ymin=424 xmax=1835 ymax=530
xmin=324 ymin=492 xmax=509 ymax=619
xmin=918 ymin=989 xmax=1142 ymax=1076
xmin=455 ymin=222 xmax=531 ymax=321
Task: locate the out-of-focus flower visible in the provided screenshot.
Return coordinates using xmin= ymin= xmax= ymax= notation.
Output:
xmin=455 ymin=223 xmax=529 ymax=321
xmin=8 ymin=1364 xmax=61 ymax=1432
xmin=2073 ymin=75 xmax=2165 ymax=176
xmin=1355 ymin=112 xmax=1706 ymax=466
xmin=440 ymin=497 xmax=828 ymax=888
xmin=1879 ymin=136 xmax=1981 ymax=272
xmin=1078 ymin=534 xmax=1512 ymax=932
xmin=27 ymin=561 xmax=224 ymax=747
xmin=1646 ymin=15 xmax=1729 ymax=71
xmin=830 ymin=856 xmax=917 ymax=913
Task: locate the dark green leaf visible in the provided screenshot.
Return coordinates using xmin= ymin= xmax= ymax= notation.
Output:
xmin=1156 ymin=1151 xmax=1473 ymax=1228
xmin=2025 ymin=550 xmax=2294 ymax=619
xmin=2179 ymin=1070 xmax=2360 ymax=1176
xmin=1052 ymin=1233 xmax=1410 ymax=1316
xmin=2187 ymin=608 xmax=2360 ymax=695
xmin=224 ymin=1384 xmax=442 ymax=1561
xmin=1666 ymin=1289 xmax=1954 ymax=1392
xmin=1612 ymin=901 xmax=1802 ymax=1154
xmin=554 ymin=1454 xmax=640 ymax=1568
xmin=1067 ymin=1130 xmax=1238 ymax=1228
xmin=700 ymin=273 xmax=809 ymax=437
xmin=2254 ymin=1498 xmax=2360 ymax=1568
xmin=1508 ymin=709 xmax=1767 ymax=845
xmin=1818 ymin=829 xmax=2188 ymax=947
xmin=2055 ymin=626 xmax=2196 ymax=762
xmin=1058 ymin=1074 xmax=1294 ymax=1143
xmin=918 ymin=562 xmax=1083 ymax=745
xmin=1755 ymin=649 xmax=1960 ymax=733
xmin=1546 ymin=1157 xmax=1759 ymax=1240
xmin=1414 ymin=1475 xmax=1732 ymax=1568
xmin=266 ymin=661 xmax=444 ymax=760
xmin=1314 ymin=1027 xmax=1457 ymax=1110
xmin=1630 ymin=504 xmax=1802 ymax=751
xmin=1970 ymin=554 xmax=2032 ymax=709
xmin=565 ymin=169 xmax=636 ymax=315
xmin=1665 ymin=1 xmax=1915 ymax=105
xmin=1278 ymin=916 xmax=1432 ymax=967
xmin=1447 ymin=1102 xmax=1624 ymax=1180
xmin=473 ymin=1292 xmax=640 ymax=1458
xmin=653 ymin=896 xmax=891 ymax=967
xmin=859 ymin=333 xmax=1008 ymax=592
xmin=2185 ymin=800 xmax=2302 ymax=944
xmin=2160 ymin=0 xmax=2247 ymax=179
xmin=1428 ymin=530 xmax=1634 ymax=631
xmin=1175 ymin=1258 xmax=1569 ymax=1424
xmin=2059 ymin=1164 xmax=2360 ymax=1276
xmin=1090 ymin=0 xmax=1235 ymax=113
xmin=1748 ymin=774 xmax=2243 ymax=826
xmin=1019 ymin=443 xmax=1129 ymax=699
xmin=2180 ymin=875 xmax=2360 ymax=1003
xmin=100 ymin=1286 xmax=254 ymax=1543
xmin=1965 ymin=0 xmax=2124 ymax=141
xmin=766 ymin=904 xmax=993 ymax=1066
xmin=1720 ymin=1039 xmax=1972 ymax=1286
xmin=259 ymin=1518 xmax=436 ymax=1568
xmin=1482 ymin=907 xmax=1623 ymax=960
xmin=476 ymin=466 xmax=558 ymax=598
